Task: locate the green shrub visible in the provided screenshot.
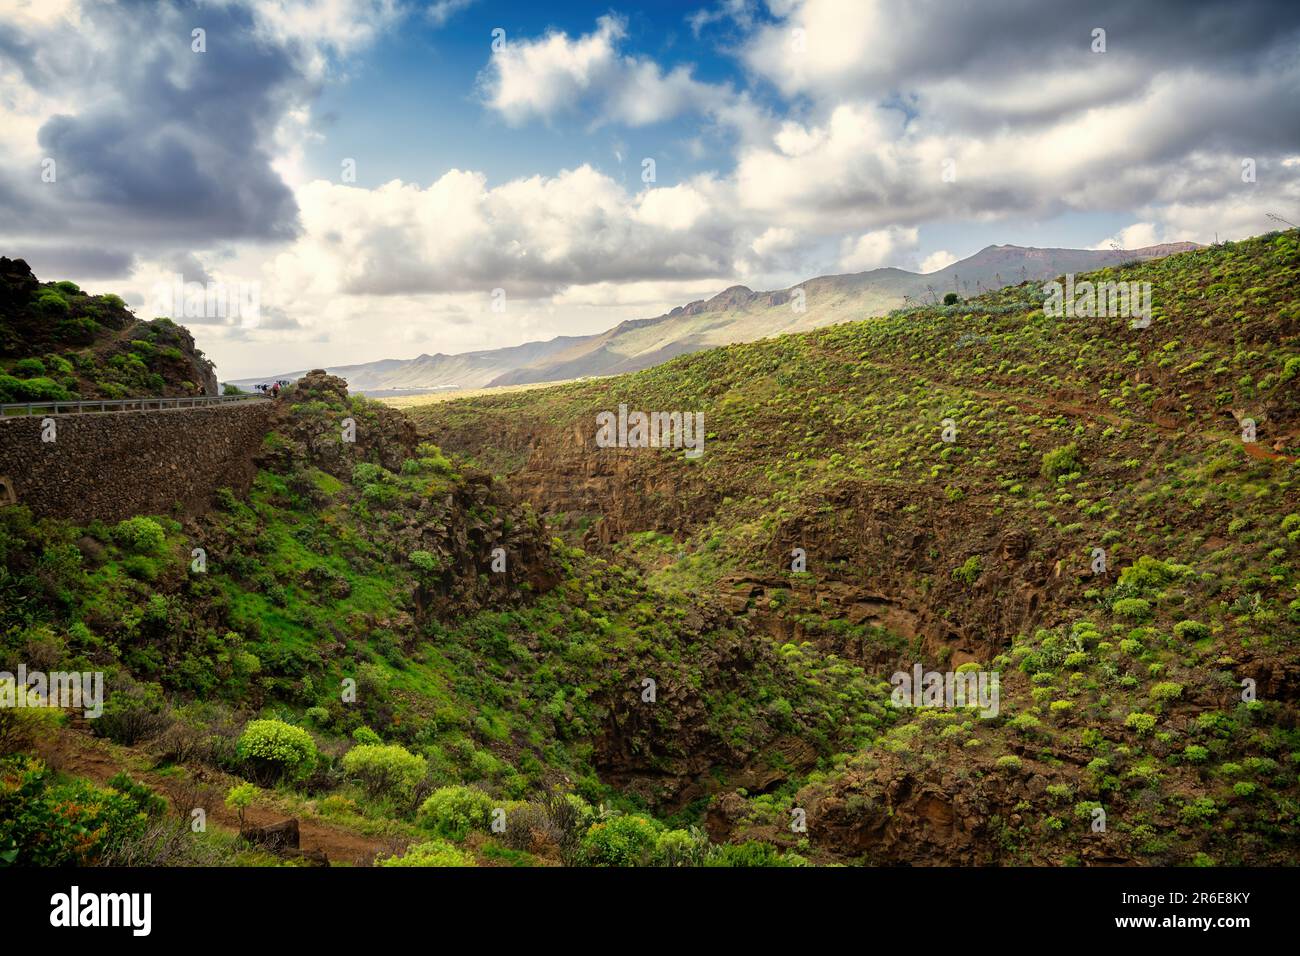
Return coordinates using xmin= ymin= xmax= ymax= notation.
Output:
xmin=580 ymin=813 xmax=663 ymax=866
xmin=1009 ymin=713 xmax=1042 ymax=734
xmin=235 ymin=719 xmax=317 ymax=784
xmin=417 ymin=785 xmax=495 ymax=840
xmin=1124 ymin=712 xmax=1157 ymax=735
xmin=1173 ymin=620 xmax=1210 ymax=641
xmin=110 ymin=516 xmax=166 ymax=555
xmin=351 ymin=462 xmax=389 ymax=485
xmin=1040 ymin=443 xmax=1082 ymax=480
xmin=35 ymin=290 xmax=69 ymax=315
xmin=106 ymin=772 xmax=167 ymax=817
xmin=652 ymin=827 xmax=709 ymax=866
xmin=9 ymin=377 xmax=71 ymax=401
xmin=342 ymin=743 xmax=427 ymax=801
xmin=378 ymin=839 xmax=475 ymax=867
xmin=952 ymin=555 xmax=983 ymax=586
xmin=409 ymin=550 xmax=444 ymax=574
xmin=0 ymin=375 xmax=23 ymax=402
xmin=120 ymin=555 xmax=159 ymax=582
xmin=361 ymin=483 xmax=398 ymax=507
xmin=704 ymin=840 xmax=807 ymax=867
xmin=0 ymin=756 xmax=150 ymax=865
xmin=1150 ymin=681 xmax=1184 ymax=702
xmin=1118 ymin=556 xmax=1195 ymax=591
xmin=42 ymin=354 xmax=73 ymax=375
xmin=1180 ymin=796 xmax=1219 ymax=824
xmin=409 ymin=444 xmax=454 ymax=475
xmin=0 ymin=678 xmax=62 ymax=755
xmin=11 ymin=358 xmax=45 ymax=378
xmin=225 ymin=782 xmax=257 ymax=827
xmin=1072 ymin=801 xmax=1103 ymax=823
xmin=94 ymin=682 xmax=170 ymax=745
xmin=1112 ymin=597 xmax=1151 ymax=620
xmin=54 ymin=317 xmax=100 ymax=345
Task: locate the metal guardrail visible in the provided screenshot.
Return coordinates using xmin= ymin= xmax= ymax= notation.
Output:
xmin=0 ymin=393 xmax=270 ymax=418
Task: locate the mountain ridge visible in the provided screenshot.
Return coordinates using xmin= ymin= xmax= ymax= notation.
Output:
xmin=226 ymin=240 xmax=1200 ymax=393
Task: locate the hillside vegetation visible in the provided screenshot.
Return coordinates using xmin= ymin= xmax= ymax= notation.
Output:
xmin=2 ymin=232 xmax=1297 ymax=867
xmin=1 ymin=371 xmax=872 ymax=866
xmin=413 ymin=230 xmax=1300 ymax=864
xmin=0 ymin=257 xmax=216 ymax=403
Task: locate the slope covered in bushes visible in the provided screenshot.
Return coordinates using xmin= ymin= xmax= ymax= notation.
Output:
xmin=412 ymin=231 xmax=1300 ymax=864
xmin=0 ymin=371 xmax=882 ymax=866
xmin=0 ymin=256 xmax=217 ymax=402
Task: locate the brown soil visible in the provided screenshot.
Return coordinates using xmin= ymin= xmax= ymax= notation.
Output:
xmin=1243 ymin=441 xmax=1298 ymax=463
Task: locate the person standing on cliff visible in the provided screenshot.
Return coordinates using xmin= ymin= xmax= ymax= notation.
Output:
xmin=271 ymin=382 xmax=280 ymax=399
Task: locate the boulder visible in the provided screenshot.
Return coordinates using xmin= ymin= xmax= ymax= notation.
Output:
xmin=240 ymin=817 xmax=300 ymax=851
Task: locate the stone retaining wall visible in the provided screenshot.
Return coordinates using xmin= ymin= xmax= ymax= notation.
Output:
xmin=0 ymin=402 xmax=273 ymax=523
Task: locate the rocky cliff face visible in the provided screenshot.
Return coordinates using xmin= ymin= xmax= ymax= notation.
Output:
xmin=252 ymin=370 xmax=558 ymax=617
xmin=420 ymin=408 xmax=1072 ymax=669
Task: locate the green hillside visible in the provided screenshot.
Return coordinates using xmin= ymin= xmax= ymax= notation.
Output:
xmin=412 ymin=230 xmax=1300 ymax=864
xmin=2 ymin=233 xmax=1297 ymax=867
xmin=0 ymin=256 xmax=217 ymax=403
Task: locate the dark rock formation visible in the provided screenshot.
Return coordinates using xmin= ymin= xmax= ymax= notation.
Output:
xmin=241 ymin=818 xmax=300 ymax=850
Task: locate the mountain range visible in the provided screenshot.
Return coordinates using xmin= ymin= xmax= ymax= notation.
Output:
xmin=226 ymin=241 xmax=1198 ymax=393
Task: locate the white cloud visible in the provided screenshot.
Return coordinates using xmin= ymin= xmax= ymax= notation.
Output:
xmin=688 ymin=0 xmax=757 ymax=37
xmin=271 ymin=165 xmax=737 ymax=300
xmin=743 ymin=0 xmax=886 ymax=99
xmin=551 ymin=278 xmax=724 ymax=309
xmin=635 ymin=183 xmax=712 ymax=231
xmin=1090 ymin=223 xmax=1165 ymax=250
xmin=479 ymin=14 xmax=770 ymax=136
xmin=726 ymin=66 xmax=1300 ymax=237
xmin=729 ymin=0 xmax=1300 ymax=239
xmin=919 ymin=249 xmax=957 ymax=273
xmin=482 ymin=15 xmax=628 ymax=125
xmin=0 ymin=0 xmax=80 ymax=26
xmin=426 ymin=0 xmax=476 ymax=27
xmin=750 ymin=226 xmax=798 ymax=258
xmin=249 ymin=0 xmax=403 ymax=61
xmin=839 ymin=226 xmax=918 ymax=271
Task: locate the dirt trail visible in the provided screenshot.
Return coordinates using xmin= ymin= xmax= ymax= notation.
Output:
xmin=37 ymin=727 xmax=404 ymax=866
xmin=1243 ymin=442 xmax=1298 ymax=463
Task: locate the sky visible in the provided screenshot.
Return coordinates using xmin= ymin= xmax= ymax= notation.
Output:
xmin=1 ymin=0 xmax=1299 ymax=379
